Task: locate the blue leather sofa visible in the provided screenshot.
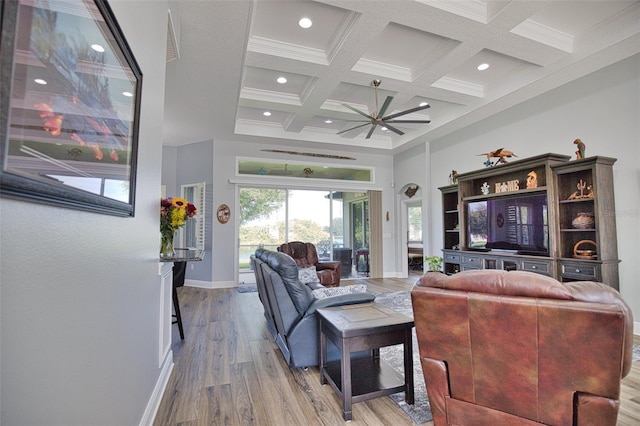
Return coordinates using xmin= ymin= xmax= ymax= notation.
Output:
xmin=251 ymin=248 xmax=375 ymax=368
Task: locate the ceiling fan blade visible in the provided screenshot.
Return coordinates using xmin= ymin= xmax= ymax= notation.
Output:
xmin=385 ymin=119 xmax=431 ymax=124
xmin=382 ymin=103 xmax=430 ymax=120
xmin=341 ymin=103 xmax=375 ymax=120
xmin=336 ymin=122 xmax=371 ymax=135
xmin=382 ymin=123 xmax=405 ymax=136
xmin=365 ymin=124 xmax=377 ymax=139
xmin=377 ymin=96 xmax=394 ymax=118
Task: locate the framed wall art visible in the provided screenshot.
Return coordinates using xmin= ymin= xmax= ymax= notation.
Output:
xmin=216 ymin=204 xmax=231 ymax=224
xmin=0 ymin=0 xmax=142 ymax=216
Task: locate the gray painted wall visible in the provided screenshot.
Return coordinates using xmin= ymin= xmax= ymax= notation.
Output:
xmin=163 ymin=139 xmax=397 ymax=285
xmin=416 ymin=54 xmax=640 ymax=327
xmin=1 ymin=1 xmax=169 ymax=424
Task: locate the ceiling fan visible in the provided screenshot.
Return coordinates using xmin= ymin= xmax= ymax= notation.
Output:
xmin=338 ymin=79 xmax=431 ymax=139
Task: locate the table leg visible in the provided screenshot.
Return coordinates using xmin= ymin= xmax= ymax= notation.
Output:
xmin=404 ymin=328 xmax=414 ymax=404
xmin=172 ymin=284 xmax=185 ymax=340
xmin=320 ymin=321 xmax=327 ymax=385
xmin=341 ymin=338 xmax=352 ymax=421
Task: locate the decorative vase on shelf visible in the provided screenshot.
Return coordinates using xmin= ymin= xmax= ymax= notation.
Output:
xmin=572 ymin=212 xmax=595 ymax=229
xmin=160 ymin=231 xmax=175 ymax=259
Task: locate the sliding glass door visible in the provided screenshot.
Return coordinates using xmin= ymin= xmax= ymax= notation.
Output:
xmin=239 ymin=187 xmax=368 ymax=279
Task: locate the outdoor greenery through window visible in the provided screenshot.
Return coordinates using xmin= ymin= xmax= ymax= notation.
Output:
xmin=408 ymin=205 xmax=422 ymax=242
xmin=239 ymin=188 xmax=368 ymax=273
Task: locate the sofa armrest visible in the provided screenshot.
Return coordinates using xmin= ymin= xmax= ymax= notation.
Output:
xmin=316 ymin=261 xmax=341 ymax=272
xmin=306 ymin=281 xmax=324 ymax=291
xmin=305 ymin=292 xmax=375 ymax=315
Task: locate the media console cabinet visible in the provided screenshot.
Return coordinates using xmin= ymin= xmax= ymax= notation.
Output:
xmin=439 ymin=153 xmax=619 ymax=289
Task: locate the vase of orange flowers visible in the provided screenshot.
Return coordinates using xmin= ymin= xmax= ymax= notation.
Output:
xmin=160 ymin=197 xmax=198 ymax=259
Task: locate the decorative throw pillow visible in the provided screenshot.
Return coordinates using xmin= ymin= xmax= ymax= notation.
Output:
xmin=298 ymin=266 xmax=320 ymax=284
xmin=312 ymin=284 xmax=368 ymax=299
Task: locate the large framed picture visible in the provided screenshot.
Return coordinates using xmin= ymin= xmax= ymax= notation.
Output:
xmin=0 ymin=0 xmax=142 ymax=216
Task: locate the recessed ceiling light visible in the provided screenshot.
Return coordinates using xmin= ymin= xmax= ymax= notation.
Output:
xmin=263 ymin=111 xmax=272 ymax=116
xmin=298 ymin=17 xmax=312 ymax=29
xmin=477 ymin=63 xmax=490 ymax=71
xmin=34 ymin=78 xmax=47 ymax=85
xmin=324 ymin=119 xmax=332 ymax=124
xmin=419 ymin=101 xmax=429 ymax=107
xmin=122 ymin=91 xmax=133 ymax=97
xmin=91 ymin=44 xmax=105 ymax=53
xmin=276 ymin=76 xmax=287 ymax=84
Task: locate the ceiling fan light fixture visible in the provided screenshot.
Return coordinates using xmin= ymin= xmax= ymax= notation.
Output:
xmin=337 ymin=79 xmax=432 ymax=139
xmin=298 ymin=17 xmax=312 ymax=29
xmin=419 ymin=101 xmax=429 ymax=107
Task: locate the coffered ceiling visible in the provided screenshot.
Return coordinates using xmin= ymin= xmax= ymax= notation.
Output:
xmin=162 ymin=0 xmax=640 ymax=154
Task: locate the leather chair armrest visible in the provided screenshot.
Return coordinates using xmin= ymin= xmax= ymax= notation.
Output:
xmin=316 ymin=261 xmax=341 ymax=272
xmin=305 ymin=292 xmax=375 ymax=315
xmin=575 ymin=392 xmax=620 ymax=426
xmin=421 ymin=357 xmax=450 ymax=426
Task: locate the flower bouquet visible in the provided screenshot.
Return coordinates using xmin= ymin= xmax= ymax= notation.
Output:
xmin=160 ymin=197 xmax=197 ymax=258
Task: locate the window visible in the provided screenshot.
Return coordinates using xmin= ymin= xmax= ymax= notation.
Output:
xmin=408 ymin=205 xmax=422 ymax=242
xmin=180 ymin=182 xmax=206 ymax=249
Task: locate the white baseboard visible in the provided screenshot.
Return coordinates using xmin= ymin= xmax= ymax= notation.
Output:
xmin=184 ymin=279 xmax=236 ymax=289
xmin=139 ymin=350 xmax=174 ymax=426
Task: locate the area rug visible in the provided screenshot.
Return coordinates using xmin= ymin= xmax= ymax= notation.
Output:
xmin=374 ymin=290 xmax=432 ymax=424
xmin=374 ymin=290 xmax=640 ymax=424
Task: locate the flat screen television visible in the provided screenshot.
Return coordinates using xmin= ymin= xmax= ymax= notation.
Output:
xmin=466 ymin=193 xmax=549 ymax=256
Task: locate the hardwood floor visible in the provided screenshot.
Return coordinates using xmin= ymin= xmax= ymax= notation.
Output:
xmin=154 ymin=275 xmax=640 ymax=425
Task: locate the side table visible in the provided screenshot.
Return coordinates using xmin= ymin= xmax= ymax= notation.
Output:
xmin=317 ymin=302 xmax=414 ymax=421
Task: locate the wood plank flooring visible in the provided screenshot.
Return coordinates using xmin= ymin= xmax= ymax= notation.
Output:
xmin=154 ymin=275 xmax=640 ymax=425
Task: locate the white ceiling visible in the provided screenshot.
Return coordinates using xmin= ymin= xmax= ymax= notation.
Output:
xmin=162 ymin=0 xmax=640 ymax=154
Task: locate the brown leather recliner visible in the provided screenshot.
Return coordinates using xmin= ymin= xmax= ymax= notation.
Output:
xmin=277 ymin=241 xmax=341 ymax=287
xmin=411 ymin=270 xmax=633 ymax=426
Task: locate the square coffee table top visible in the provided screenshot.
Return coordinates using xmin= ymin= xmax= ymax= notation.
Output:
xmin=317 ymin=302 xmax=414 ymax=338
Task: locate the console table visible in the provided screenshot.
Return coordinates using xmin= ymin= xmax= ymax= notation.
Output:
xmin=160 ymin=249 xmax=204 ymax=339
xmin=317 ymin=303 xmax=414 ymax=421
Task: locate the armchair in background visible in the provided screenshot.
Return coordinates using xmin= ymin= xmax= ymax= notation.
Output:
xmin=278 ymin=241 xmax=341 ymax=287
xmin=411 ymin=270 xmax=633 ymax=426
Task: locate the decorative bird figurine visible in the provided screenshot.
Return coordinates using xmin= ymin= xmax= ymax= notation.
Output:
xmin=478 ymin=148 xmax=517 ymax=167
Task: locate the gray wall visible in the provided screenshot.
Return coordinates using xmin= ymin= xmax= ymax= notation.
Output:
xmin=411 ymin=53 xmax=640 ymax=329
xmin=0 ymin=1 xmax=170 ymax=424
xmin=162 ymin=141 xmax=214 ymax=282
xmin=163 ymin=139 xmax=397 ymax=285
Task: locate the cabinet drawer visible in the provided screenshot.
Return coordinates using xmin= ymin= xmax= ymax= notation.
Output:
xmin=561 ymin=262 xmax=598 ymax=281
xmin=522 ymin=260 xmax=551 ymax=275
xmin=461 ymin=254 xmax=481 ymax=266
xmin=461 ymin=264 xmax=482 ymax=271
xmin=444 ymin=253 xmax=461 ymax=264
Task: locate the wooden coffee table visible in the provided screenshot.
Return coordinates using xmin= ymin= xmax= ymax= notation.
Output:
xmin=317 ymin=302 xmax=415 ymax=421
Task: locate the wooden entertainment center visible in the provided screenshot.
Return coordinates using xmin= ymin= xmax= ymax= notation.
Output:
xmin=439 ymin=153 xmax=620 ymax=289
